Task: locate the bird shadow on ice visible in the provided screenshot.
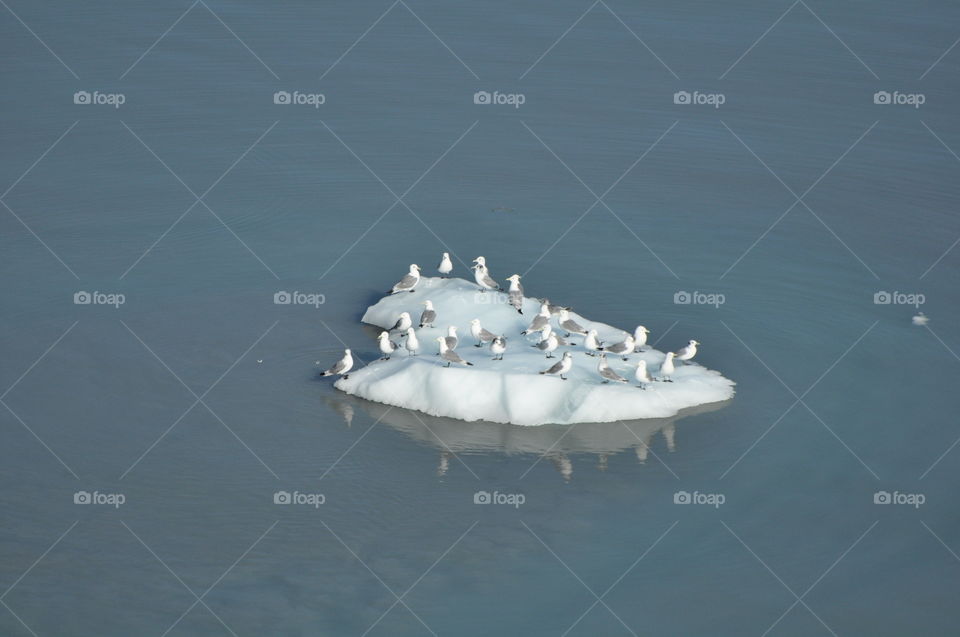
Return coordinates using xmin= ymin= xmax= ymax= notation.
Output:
xmin=321 ymin=392 xmax=731 ymax=481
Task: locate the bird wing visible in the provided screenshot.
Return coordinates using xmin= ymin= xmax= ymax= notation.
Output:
xmin=600 ymin=367 xmax=625 ymax=382
xmin=562 ymin=319 xmax=586 ymax=333
xmin=543 ymin=360 xmax=564 ymax=374
xmin=442 ymin=350 xmax=465 ymax=364
xmin=420 ymin=310 xmax=435 ymax=324
xmin=528 ymin=316 xmax=548 ymax=331
xmin=481 ymin=272 xmax=499 ymax=288
xmin=327 ymin=358 xmax=346 ymax=375
xmin=480 ymin=328 xmax=497 ymax=340
xmin=445 ymin=336 xmax=457 ymax=349
xmin=394 ymin=273 xmax=416 ymax=289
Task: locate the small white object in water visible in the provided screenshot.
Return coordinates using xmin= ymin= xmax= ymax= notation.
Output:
xmin=912 ymin=312 xmax=929 ymax=326
xmin=437 ymin=252 xmax=453 ymax=276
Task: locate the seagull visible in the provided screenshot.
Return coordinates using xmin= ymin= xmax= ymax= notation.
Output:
xmin=491 ymin=336 xmax=506 ymax=360
xmin=389 ymin=311 xmax=412 ymax=333
xmin=558 ymin=309 xmax=588 ymax=337
xmin=597 ymin=353 xmax=627 ymax=384
xmin=505 ymin=274 xmax=524 ymax=314
xmin=583 ymin=329 xmax=604 ymax=356
xmin=521 ymin=303 xmax=551 ymax=335
xmin=658 ymin=351 xmax=675 ymax=382
xmin=533 ymin=325 xmax=559 ymax=358
xmin=473 ymin=263 xmax=499 ymax=292
xmin=377 ymin=331 xmax=399 ymax=360
xmin=405 ymin=328 xmax=420 ymax=355
xmin=470 ymin=318 xmax=497 ymax=347
xmin=390 ymin=264 xmax=421 ymax=294
xmin=634 ymin=360 xmax=652 ymax=389
xmin=319 ymin=349 xmax=353 ymax=379
xmin=540 ymin=351 xmax=573 ymax=380
xmin=419 ymin=300 xmax=436 ymax=328
xmin=675 ymin=340 xmax=699 ymax=364
xmin=633 ymin=326 xmax=650 ymax=352
xmin=436 ymin=337 xmax=473 ymax=367
xmin=604 ymin=334 xmax=635 ymax=361
xmin=912 ymin=312 xmax=929 ymax=326
xmin=445 ymin=325 xmax=459 ymax=351
xmin=540 ymin=298 xmax=566 ymax=315
xmin=437 ymin=252 xmax=453 ymax=277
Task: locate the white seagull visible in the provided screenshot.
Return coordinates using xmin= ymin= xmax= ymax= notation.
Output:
xmin=390 ymin=264 xmax=421 ymax=294
xmin=419 ymin=300 xmax=436 ymax=328
xmin=505 ymin=274 xmax=524 ymax=314
xmin=675 ymin=340 xmax=699 ymax=364
xmin=597 ymin=353 xmax=627 ymax=384
xmin=405 ymin=328 xmax=420 ymax=355
xmin=473 ymin=263 xmax=499 ymax=292
xmin=604 ymin=334 xmax=635 ymax=361
xmin=470 ymin=318 xmax=497 ymax=347
xmin=534 ymin=325 xmax=560 ymax=358
xmin=377 ymin=331 xmax=399 ymax=360
xmin=634 ymin=360 xmax=652 ymax=389
xmin=319 ymin=349 xmax=354 ymax=379
xmin=633 ymin=326 xmax=650 ymax=352
xmin=445 ymin=325 xmax=459 ymax=351
xmin=912 ymin=312 xmax=929 ymax=326
xmin=436 ymin=337 xmax=473 ymax=367
xmin=490 ymin=336 xmax=506 ymax=360
xmin=540 ymin=351 xmax=573 ymax=380
xmin=389 ymin=311 xmax=412 ymax=333
xmin=658 ymin=352 xmax=675 ymax=382
xmin=437 ymin=252 xmax=453 ymax=277
xmin=558 ymin=309 xmax=588 ymax=337
xmin=583 ymin=329 xmax=604 ymax=356
xmin=521 ymin=303 xmax=551 ymax=335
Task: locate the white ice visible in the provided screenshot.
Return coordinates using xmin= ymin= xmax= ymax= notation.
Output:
xmin=335 ymin=277 xmax=735 ymax=426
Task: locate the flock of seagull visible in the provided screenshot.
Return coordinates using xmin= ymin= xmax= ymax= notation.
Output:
xmin=320 ymin=253 xmax=702 ymax=389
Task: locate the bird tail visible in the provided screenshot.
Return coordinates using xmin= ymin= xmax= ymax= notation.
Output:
xmin=319 ymin=371 xmax=329 ymax=377
xmin=538 ymin=371 xmax=546 ymax=375
xmin=466 ymin=361 xmax=474 ymax=366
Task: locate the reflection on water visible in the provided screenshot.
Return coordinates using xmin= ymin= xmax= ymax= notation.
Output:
xmin=323 ymin=393 xmax=729 ymax=481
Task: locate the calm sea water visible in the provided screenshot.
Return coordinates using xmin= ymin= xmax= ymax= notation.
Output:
xmin=2 ymin=1 xmax=960 ymax=635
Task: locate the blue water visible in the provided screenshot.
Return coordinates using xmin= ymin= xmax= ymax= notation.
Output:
xmin=2 ymin=1 xmax=960 ymax=635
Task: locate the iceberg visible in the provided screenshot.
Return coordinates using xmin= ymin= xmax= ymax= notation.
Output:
xmin=335 ymin=277 xmax=734 ymax=426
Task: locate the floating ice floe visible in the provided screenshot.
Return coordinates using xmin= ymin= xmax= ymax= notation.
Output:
xmin=334 ymin=277 xmax=735 ymax=426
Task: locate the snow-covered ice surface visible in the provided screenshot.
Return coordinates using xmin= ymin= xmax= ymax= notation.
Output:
xmin=335 ymin=277 xmax=735 ymax=426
